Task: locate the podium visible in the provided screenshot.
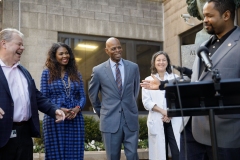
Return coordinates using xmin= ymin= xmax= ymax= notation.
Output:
xmin=165 ymin=78 xmax=240 ymax=160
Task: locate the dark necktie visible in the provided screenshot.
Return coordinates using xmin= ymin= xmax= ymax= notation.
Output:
xmin=115 ymin=63 xmax=122 ymax=94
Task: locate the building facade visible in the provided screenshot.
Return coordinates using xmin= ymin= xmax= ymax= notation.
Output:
xmin=1 ymin=0 xmax=224 ymax=113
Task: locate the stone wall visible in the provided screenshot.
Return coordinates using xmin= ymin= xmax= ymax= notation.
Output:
xmin=163 ymin=0 xmax=201 ymax=66
xmin=163 ymin=1 xmax=240 ymax=70
xmin=0 ymin=1 xmax=2 ymax=30
xmin=2 ymin=0 xmax=164 ymax=88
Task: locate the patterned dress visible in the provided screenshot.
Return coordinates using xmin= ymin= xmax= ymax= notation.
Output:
xmin=40 ymin=69 xmax=86 ymax=160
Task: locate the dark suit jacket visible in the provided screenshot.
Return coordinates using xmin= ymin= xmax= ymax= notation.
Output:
xmin=191 ymin=27 xmax=240 ymax=148
xmin=0 ymin=65 xmax=57 ymax=148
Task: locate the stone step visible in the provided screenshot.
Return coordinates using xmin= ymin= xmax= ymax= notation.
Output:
xmin=33 ymin=149 xmax=149 ymax=160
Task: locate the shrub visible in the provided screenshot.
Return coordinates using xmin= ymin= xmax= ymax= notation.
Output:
xmin=33 ymin=120 xmax=44 ymax=153
xmin=33 ymin=115 xmax=148 ymax=152
xmin=138 ymin=139 xmax=148 ymax=149
xmin=84 ymin=115 xmax=102 ymax=143
xmin=138 ymin=116 xmax=148 ymax=140
xmin=84 ymin=140 xmax=105 ymax=151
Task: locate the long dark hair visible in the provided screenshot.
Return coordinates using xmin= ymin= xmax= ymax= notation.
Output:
xmin=150 ymin=51 xmax=172 ymax=74
xmin=45 ymin=42 xmax=80 ymax=83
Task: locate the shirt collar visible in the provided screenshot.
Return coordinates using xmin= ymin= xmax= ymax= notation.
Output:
xmin=210 ymin=35 xmax=218 ymax=44
xmin=210 ymin=26 xmax=237 ymax=44
xmin=0 ymin=59 xmax=20 ymax=68
xmin=109 ymin=58 xmax=123 ymax=68
xmin=155 ymin=72 xmax=169 ymax=80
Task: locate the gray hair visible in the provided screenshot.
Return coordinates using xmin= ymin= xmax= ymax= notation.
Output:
xmin=0 ymin=28 xmax=24 ymax=42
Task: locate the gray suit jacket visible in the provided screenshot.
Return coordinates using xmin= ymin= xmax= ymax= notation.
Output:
xmin=88 ymin=59 xmax=140 ymax=133
xmin=190 ymin=27 xmax=240 ymax=148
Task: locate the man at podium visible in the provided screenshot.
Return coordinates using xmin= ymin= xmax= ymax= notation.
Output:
xmin=141 ymin=0 xmax=240 ymax=159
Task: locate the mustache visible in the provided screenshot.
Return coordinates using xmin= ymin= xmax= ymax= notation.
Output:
xmin=204 ymin=22 xmax=211 ymax=27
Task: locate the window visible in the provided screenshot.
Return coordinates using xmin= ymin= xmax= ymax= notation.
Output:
xmin=58 ymin=33 xmax=162 ymax=112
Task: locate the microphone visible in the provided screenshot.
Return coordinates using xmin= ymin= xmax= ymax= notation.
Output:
xmin=172 ymin=65 xmax=192 ymax=78
xmin=197 ymin=46 xmax=212 ymax=71
xmin=172 ymin=65 xmax=182 ymax=72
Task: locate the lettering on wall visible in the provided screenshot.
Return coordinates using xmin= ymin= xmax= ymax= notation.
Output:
xmin=181 ymin=44 xmax=198 ymax=69
xmin=190 ymin=50 xmax=196 ymax=55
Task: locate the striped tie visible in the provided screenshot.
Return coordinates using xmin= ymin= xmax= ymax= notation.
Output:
xmin=115 ymin=63 xmax=122 ymax=94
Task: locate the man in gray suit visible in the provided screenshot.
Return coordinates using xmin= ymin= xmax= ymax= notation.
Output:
xmin=141 ymin=0 xmax=240 ymax=159
xmin=88 ymin=37 xmax=140 ymax=160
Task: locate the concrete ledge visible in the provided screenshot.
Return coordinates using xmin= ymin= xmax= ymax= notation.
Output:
xmin=33 ymin=149 xmax=149 ymax=160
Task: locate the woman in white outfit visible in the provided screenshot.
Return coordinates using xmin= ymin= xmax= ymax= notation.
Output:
xmin=142 ymin=51 xmax=182 ymax=160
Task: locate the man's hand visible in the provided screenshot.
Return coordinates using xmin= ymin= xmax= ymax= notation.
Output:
xmin=140 ymin=74 xmax=160 ymax=90
xmin=55 ymin=109 xmax=65 ymax=123
xmin=0 ymin=108 xmax=4 ymax=119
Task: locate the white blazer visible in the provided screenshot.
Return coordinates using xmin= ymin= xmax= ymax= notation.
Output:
xmin=142 ymin=73 xmax=182 ymax=160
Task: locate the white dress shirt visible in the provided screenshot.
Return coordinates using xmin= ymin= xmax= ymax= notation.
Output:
xmin=0 ymin=59 xmax=31 ymax=122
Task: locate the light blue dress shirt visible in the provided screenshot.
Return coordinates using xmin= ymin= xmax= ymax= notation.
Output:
xmin=109 ymin=58 xmax=124 ymax=86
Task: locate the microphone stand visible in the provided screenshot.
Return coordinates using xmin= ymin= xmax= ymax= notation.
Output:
xmin=178 ymin=68 xmax=185 ymax=82
xmin=208 ymin=69 xmax=221 ymax=160
xmin=177 ymin=68 xmax=190 ymax=83
xmin=172 ymin=65 xmax=191 ymax=84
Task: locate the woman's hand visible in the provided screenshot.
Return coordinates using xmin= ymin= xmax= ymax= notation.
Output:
xmin=161 ymin=109 xmax=167 ymax=117
xmin=60 ymin=108 xmax=75 ymax=120
xmin=152 ymin=105 xmax=167 ymax=117
xmin=67 ymin=106 xmax=81 ymax=120
xmin=162 ymin=115 xmax=171 ymax=123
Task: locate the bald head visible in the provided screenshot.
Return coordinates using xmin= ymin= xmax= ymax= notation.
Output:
xmin=105 ymin=37 xmax=122 ymax=63
xmin=106 ymin=37 xmax=120 ymax=48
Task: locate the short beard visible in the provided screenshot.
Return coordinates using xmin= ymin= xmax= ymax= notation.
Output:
xmin=206 ymin=29 xmax=215 ymax=35
xmin=204 ymin=23 xmax=215 ymax=35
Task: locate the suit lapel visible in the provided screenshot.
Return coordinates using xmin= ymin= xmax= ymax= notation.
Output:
xmin=122 ymin=59 xmax=129 ymax=94
xmin=0 ymin=67 xmax=11 ymax=96
xmin=210 ymin=28 xmax=240 ymax=68
xmin=104 ymin=60 xmax=120 ymax=93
